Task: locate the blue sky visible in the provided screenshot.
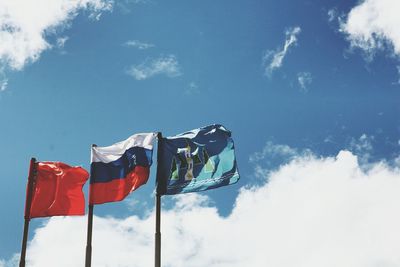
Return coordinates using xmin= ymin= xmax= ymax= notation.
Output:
xmin=1 ymin=0 xmax=400 ymax=266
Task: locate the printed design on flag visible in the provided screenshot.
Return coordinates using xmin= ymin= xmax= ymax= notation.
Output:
xmin=157 ymin=124 xmax=240 ymax=195
xmin=166 ymin=140 xmax=238 ymax=192
xmin=169 ymin=142 xmax=215 ymax=181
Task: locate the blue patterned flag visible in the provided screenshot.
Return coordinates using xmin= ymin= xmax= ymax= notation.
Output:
xmin=156 ymin=124 xmax=240 ymax=195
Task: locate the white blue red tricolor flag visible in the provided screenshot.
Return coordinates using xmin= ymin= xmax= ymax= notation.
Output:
xmin=89 ymin=132 xmax=156 ymax=205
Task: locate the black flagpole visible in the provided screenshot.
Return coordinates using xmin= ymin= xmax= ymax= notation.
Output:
xmin=85 ymin=204 xmax=94 ymax=267
xmin=85 ymin=144 xmax=96 ymax=267
xmin=20 ymin=158 xmax=37 ymax=267
xmin=155 ymin=193 xmax=161 ymax=267
xmin=155 ymin=133 xmax=162 ymax=267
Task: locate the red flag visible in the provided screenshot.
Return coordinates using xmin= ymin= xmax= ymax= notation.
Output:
xmin=28 ymin=162 xmax=89 ymax=218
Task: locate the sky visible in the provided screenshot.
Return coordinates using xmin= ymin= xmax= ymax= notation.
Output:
xmin=0 ymin=0 xmax=400 ymax=266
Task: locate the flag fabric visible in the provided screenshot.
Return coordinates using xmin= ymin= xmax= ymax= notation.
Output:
xmin=90 ymin=132 xmax=156 ymax=205
xmin=156 ymin=124 xmax=240 ymax=195
xmin=29 ymin=162 xmax=89 ymax=218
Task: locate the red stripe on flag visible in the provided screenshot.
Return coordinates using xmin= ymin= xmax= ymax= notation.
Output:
xmin=30 ymin=162 xmax=89 ymax=218
xmin=89 ymin=166 xmax=150 ymax=205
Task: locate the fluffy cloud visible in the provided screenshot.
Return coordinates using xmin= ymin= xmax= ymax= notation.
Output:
xmin=263 ymin=27 xmax=301 ymax=75
xmin=127 ymin=55 xmax=182 ymax=80
xmin=0 ymin=0 xmax=113 ymax=71
xmin=249 ymin=141 xmax=312 ymax=179
xmin=3 ymin=149 xmax=400 ymax=267
xmin=124 ymin=40 xmax=155 ymax=50
xmin=341 ymin=0 xmax=400 ymax=57
xmin=297 ymin=72 xmax=312 ymax=92
xmin=349 ymin=134 xmax=375 ymax=165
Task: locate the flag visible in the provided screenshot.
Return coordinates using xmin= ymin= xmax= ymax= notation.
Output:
xmin=156 ymin=124 xmax=240 ymax=195
xmin=29 ymin=162 xmax=89 ymax=218
xmin=90 ymin=132 xmax=156 ymax=205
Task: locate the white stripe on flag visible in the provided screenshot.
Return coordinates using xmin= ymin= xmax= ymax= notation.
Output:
xmin=91 ymin=132 xmax=156 ymax=163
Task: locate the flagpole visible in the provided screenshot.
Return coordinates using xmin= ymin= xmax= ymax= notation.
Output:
xmin=155 ymin=193 xmax=161 ymax=267
xmin=19 ymin=158 xmax=37 ymax=267
xmin=85 ymin=204 xmax=94 ymax=267
xmin=155 ymin=132 xmax=162 ymax=267
xmin=85 ymin=144 xmax=96 ymax=267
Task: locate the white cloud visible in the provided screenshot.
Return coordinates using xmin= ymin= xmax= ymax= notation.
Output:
xmin=56 ymin=36 xmax=69 ymax=49
xmin=297 ymin=71 xmax=312 ymax=92
xmin=127 ymin=55 xmax=182 ymax=80
xmin=262 ymin=26 xmax=301 ymax=75
xmin=0 ymin=0 xmax=113 ymax=71
xmin=0 ymin=254 xmax=18 ymax=267
xmin=397 ymin=66 xmax=400 ymax=85
xmin=250 ymin=141 xmax=300 ymax=163
xmin=0 ymin=78 xmax=8 ymax=92
xmin=0 ymin=68 xmax=8 ymax=91
xmin=124 ymin=40 xmax=154 ymax=50
xmin=341 ymin=0 xmax=400 ymax=57
xmin=327 ymin=8 xmax=338 ymax=23
xmin=3 ymin=148 xmax=399 ymax=267
xmin=249 ymin=141 xmax=312 ymax=179
xmin=349 ymin=134 xmax=375 ymax=165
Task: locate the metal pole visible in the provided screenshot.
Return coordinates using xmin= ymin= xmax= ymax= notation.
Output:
xmin=155 ymin=193 xmax=161 ymax=267
xmin=85 ymin=204 xmax=94 ymax=267
xmin=20 ymin=158 xmax=37 ymax=267
xmin=85 ymin=144 xmax=97 ymax=267
xmin=155 ymin=132 xmax=162 ymax=267
xmin=85 ymin=144 xmax=96 ymax=267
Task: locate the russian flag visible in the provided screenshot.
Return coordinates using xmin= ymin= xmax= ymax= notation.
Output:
xmin=89 ymin=133 xmax=156 ymax=205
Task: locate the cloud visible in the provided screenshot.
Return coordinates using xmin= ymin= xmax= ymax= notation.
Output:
xmin=184 ymin=82 xmax=200 ymax=95
xmin=249 ymin=142 xmax=300 ymax=163
xmin=249 ymin=141 xmax=312 ymax=179
xmin=0 ymin=254 xmax=18 ymax=267
xmin=3 ymin=147 xmax=399 ymax=267
xmin=56 ymin=36 xmax=69 ymax=49
xmin=124 ymin=40 xmax=155 ymax=50
xmin=115 ymin=0 xmax=150 ymax=14
xmin=0 ymin=0 xmax=113 ymax=71
xmin=0 ymin=78 xmax=8 ymax=92
xmin=397 ymin=66 xmax=400 ymax=85
xmin=297 ymin=71 xmax=312 ymax=92
xmin=0 ymin=68 xmax=8 ymax=91
xmin=349 ymin=134 xmax=375 ymax=166
xmin=327 ymin=8 xmax=338 ymax=23
xmin=262 ymin=26 xmax=301 ymax=75
xmin=340 ymin=0 xmax=400 ymax=58
xmin=127 ymin=55 xmax=182 ymax=80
